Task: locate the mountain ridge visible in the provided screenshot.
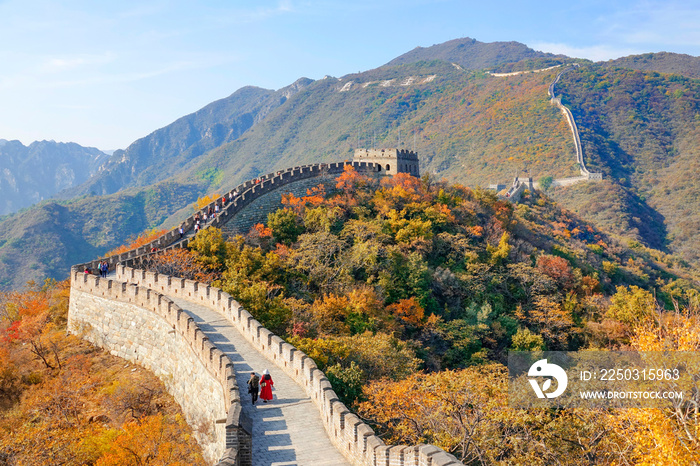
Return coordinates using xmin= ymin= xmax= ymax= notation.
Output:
xmin=0 ymin=139 xmax=107 ymax=216
xmin=1 ymin=39 xmax=699 ymax=290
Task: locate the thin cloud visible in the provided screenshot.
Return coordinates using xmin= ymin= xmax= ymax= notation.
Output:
xmin=531 ymin=42 xmax=644 ymax=61
xmin=598 ymin=1 xmax=700 ymax=52
xmin=211 ymin=0 xmax=295 ymax=24
xmin=41 ymin=53 xmax=116 ymax=73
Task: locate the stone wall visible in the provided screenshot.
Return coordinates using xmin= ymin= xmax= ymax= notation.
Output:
xmin=353 ymin=148 xmax=420 ymax=176
xmin=222 ymin=176 xmax=340 ymax=237
xmin=68 ymin=271 xmax=251 ymax=466
xmin=73 ymin=162 xmax=384 ymax=274
xmin=116 ymin=265 xmax=462 ymax=466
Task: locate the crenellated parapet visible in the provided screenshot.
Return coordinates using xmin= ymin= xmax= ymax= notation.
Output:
xmin=73 ymin=161 xmax=385 ymax=273
xmin=114 ymin=264 xmax=462 ymax=466
xmin=68 ymin=268 xmax=250 ymax=465
xmin=353 ymin=148 xmax=420 ymax=177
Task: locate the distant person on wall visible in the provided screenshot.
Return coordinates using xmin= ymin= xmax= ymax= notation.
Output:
xmin=104 ymin=261 xmax=109 ymax=277
xmin=260 ymin=369 xmax=274 ymax=403
xmin=248 ymin=372 xmax=260 ymax=405
xmin=179 ymin=226 xmax=184 ymax=239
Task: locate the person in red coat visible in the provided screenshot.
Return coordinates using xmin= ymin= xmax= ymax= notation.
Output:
xmin=259 ymin=369 xmax=274 ymax=403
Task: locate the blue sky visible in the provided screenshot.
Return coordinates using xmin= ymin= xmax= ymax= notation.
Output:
xmin=1 ymin=0 xmax=698 ymax=150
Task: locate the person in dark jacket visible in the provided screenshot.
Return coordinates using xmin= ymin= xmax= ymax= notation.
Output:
xmin=247 ymin=372 xmax=260 ymax=404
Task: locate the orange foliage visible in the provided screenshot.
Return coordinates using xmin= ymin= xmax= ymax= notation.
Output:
xmin=387 ymin=297 xmax=425 ymax=326
xmin=252 ymin=223 xmax=272 ymax=238
xmin=0 ymin=281 xmax=206 ymax=464
xmin=381 ymin=172 xmax=421 ymax=192
xmin=96 ymin=414 xmax=203 ymax=466
xmin=282 ymin=184 xmax=327 ymax=214
xmin=335 ymin=164 xmax=365 ymax=192
xmin=105 ymin=229 xmax=167 ymax=257
xmin=536 ymin=254 xmax=574 ymax=289
xmin=467 ymin=225 xmax=484 ymax=237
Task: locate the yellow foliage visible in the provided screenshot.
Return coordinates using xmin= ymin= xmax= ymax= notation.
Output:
xmin=104 ymin=228 xmax=167 ymax=257
xmin=193 ymin=193 xmax=221 ymax=211
xmin=96 ymin=414 xmax=204 ymax=466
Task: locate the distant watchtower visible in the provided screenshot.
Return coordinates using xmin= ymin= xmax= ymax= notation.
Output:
xmin=353 ymin=148 xmax=420 ymax=177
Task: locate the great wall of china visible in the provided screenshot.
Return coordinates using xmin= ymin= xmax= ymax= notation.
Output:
xmin=67 ymin=63 xmax=607 ymax=464
xmin=491 ymin=63 xmax=603 ymax=200
xmin=68 ymin=159 xmax=463 ymax=466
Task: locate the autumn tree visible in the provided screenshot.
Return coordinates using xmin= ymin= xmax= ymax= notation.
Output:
xmin=192 ymin=193 xmax=221 ymax=211
xmin=536 ymin=254 xmax=575 ymax=290
xmin=267 ymin=208 xmax=304 ymax=245
xmin=143 ymin=249 xmax=218 ymax=282
xmin=188 ymin=226 xmax=227 ymax=270
xmin=105 ymin=229 xmax=167 ymax=257
xmin=96 ymin=414 xmax=204 ymax=466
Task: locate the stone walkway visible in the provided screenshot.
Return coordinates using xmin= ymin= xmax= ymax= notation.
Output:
xmin=167 ymin=296 xmax=351 ymax=466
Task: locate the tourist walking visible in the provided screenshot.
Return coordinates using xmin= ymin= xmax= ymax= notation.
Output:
xmin=259 ymin=369 xmax=274 ymax=403
xmin=247 ymin=372 xmax=260 ymax=405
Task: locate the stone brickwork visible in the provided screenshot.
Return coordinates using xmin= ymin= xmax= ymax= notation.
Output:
xmin=68 ymin=271 xmax=250 ymax=466
xmin=116 ymin=265 xmax=462 ymax=466
xmin=223 ymin=176 xmax=339 ymax=237
xmin=353 ymin=148 xmax=420 ymax=176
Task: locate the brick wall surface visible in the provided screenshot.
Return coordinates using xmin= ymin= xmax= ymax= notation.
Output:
xmin=68 ymin=271 xmax=249 ymax=465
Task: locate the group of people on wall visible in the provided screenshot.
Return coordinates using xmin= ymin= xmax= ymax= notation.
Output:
xmin=247 ymin=370 xmax=274 ymax=404
xmin=193 ymin=189 xmax=239 ymax=234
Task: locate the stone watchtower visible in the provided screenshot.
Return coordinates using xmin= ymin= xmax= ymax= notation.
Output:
xmin=352 ymin=148 xmax=420 ymax=177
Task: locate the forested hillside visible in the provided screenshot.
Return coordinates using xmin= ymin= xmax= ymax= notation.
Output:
xmin=0 ymin=38 xmax=699 ymax=291
xmin=0 ymin=181 xmax=200 ymax=289
xmin=386 ymin=37 xmax=566 ymax=70
xmin=0 ymin=56 xmax=578 ymax=290
xmin=143 ymin=169 xmax=700 ymax=463
xmin=179 ymin=61 xmax=577 ymax=193
xmin=549 ymin=64 xmax=700 ymax=261
xmin=0 ymin=280 xmax=204 ymax=464
xmin=604 ymin=52 xmax=700 ymax=79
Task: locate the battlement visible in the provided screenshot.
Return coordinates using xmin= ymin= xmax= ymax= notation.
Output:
xmin=353 ymin=148 xmax=420 ymax=177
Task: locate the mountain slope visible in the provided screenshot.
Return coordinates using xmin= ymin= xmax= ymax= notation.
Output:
xmin=0 ymin=180 xmax=201 ymax=289
xmin=2 ymin=39 xmax=700 ymax=290
xmin=0 ymin=57 xmax=578 ymax=289
xmin=549 ymin=63 xmax=700 ymax=260
xmin=603 ymin=52 xmax=700 ymax=79
xmin=386 ymin=37 xmax=564 ymax=70
xmin=62 ymin=78 xmax=313 ymax=197
xmin=0 ymin=139 xmax=106 ymax=215
xmin=177 ymin=60 xmax=576 ymax=194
